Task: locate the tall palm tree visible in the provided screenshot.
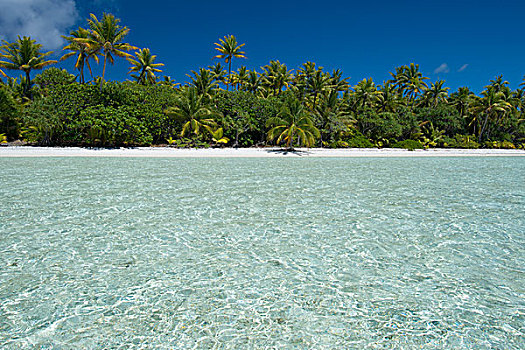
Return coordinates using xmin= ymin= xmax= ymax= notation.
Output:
xmin=266 ymin=99 xmax=320 ymax=148
xmin=421 ymin=80 xmax=449 ymax=107
xmin=159 ymin=75 xmax=178 ymax=87
xmin=0 ymin=36 xmax=57 ymax=97
xmin=208 ymin=62 xmax=227 ymax=88
xmin=294 ymin=61 xmax=321 ymax=100
xmin=60 ymin=27 xmax=98 ymax=83
xmin=165 ymin=87 xmax=218 ymax=138
xmin=244 ymin=70 xmax=260 ymax=94
xmin=214 ymin=35 xmax=246 ymax=90
xmin=469 ymin=86 xmax=512 ymax=141
xmin=487 ymin=75 xmax=509 ymax=92
xmin=298 ymin=61 xmax=321 ymax=78
xmin=315 ymin=90 xmax=354 ymax=146
xmin=511 ymin=88 xmax=524 ymax=113
xmin=307 ymin=70 xmax=332 ymax=109
xmin=449 ymin=86 xmax=473 ymax=118
xmin=127 ymin=48 xmax=164 ymax=85
xmin=390 ymin=63 xmax=428 ymax=103
xmin=187 ymin=68 xmax=218 ymax=100
xmin=83 ymin=13 xmax=137 ymax=79
xmin=260 ymin=60 xmax=294 ymax=96
xmin=231 ymin=66 xmax=249 ymax=90
xmin=329 ymin=69 xmax=350 ymax=93
xmin=376 ymin=81 xmax=403 ymax=112
xmin=353 ymin=78 xmax=380 ymax=108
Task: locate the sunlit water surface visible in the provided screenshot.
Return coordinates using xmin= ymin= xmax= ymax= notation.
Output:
xmin=0 ymin=157 xmax=524 ymax=349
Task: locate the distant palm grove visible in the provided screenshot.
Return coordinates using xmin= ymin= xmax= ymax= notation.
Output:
xmin=1 ymin=13 xmax=524 ymax=149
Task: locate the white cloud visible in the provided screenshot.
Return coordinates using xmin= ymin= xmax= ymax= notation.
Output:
xmin=458 ymin=64 xmax=469 ymax=72
xmin=0 ymin=0 xmax=79 ymax=50
xmin=433 ymin=63 xmax=450 ymax=74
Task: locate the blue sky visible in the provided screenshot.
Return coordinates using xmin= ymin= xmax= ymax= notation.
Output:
xmin=1 ymin=0 xmax=524 ymax=93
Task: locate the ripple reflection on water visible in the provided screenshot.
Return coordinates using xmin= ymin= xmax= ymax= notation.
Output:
xmin=0 ymin=157 xmax=524 ymax=348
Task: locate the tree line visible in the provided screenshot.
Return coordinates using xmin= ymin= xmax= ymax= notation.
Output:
xmin=1 ymin=13 xmax=524 ymax=149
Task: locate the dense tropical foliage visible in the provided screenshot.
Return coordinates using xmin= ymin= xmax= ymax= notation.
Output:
xmin=0 ymin=13 xmax=524 ymax=149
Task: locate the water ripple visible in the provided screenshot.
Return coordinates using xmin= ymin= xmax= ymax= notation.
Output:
xmin=0 ymin=157 xmax=524 ymax=348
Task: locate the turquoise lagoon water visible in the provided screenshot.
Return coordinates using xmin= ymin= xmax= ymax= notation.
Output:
xmin=0 ymin=157 xmax=524 ymax=348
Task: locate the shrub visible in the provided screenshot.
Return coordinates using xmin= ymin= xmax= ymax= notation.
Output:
xmin=22 ymin=80 xmax=177 ymax=146
xmin=355 ymin=109 xmax=418 ymax=142
xmin=213 ymin=90 xmax=281 ymax=146
xmin=442 ymin=134 xmax=480 ymax=149
xmin=75 ymin=105 xmax=153 ymax=146
xmin=0 ymin=87 xmax=21 ymax=140
xmin=345 ymin=134 xmax=375 ymax=148
xmin=33 ymin=68 xmax=76 ymax=94
xmin=416 ymin=105 xmax=464 ymax=136
xmin=483 ymin=140 xmax=516 ymax=149
xmin=392 ymin=139 xmax=424 ymax=150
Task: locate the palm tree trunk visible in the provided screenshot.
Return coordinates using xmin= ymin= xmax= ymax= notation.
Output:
xmin=80 ymin=60 xmax=85 ymax=84
xmin=289 ymin=126 xmax=294 ymax=150
xmin=86 ymin=58 xmax=94 ymax=81
xmin=479 ymin=112 xmax=490 ymax=142
xmin=228 ymin=59 xmax=232 ymax=91
xmin=25 ymin=70 xmax=31 ymax=98
xmin=102 ymin=54 xmax=108 ymax=80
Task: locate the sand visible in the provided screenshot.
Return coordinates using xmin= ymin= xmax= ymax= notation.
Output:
xmin=1 ymin=146 xmax=525 ymax=158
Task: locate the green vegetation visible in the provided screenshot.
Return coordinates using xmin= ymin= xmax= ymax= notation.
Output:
xmin=0 ymin=36 xmax=57 ymax=98
xmin=267 ymin=99 xmax=320 ymax=148
xmin=0 ymin=13 xmax=524 ymax=149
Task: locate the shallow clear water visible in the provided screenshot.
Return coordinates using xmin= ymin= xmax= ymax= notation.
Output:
xmin=0 ymin=157 xmax=524 ymax=349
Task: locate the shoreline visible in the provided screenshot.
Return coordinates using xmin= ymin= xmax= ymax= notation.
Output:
xmin=1 ymin=146 xmax=525 ymax=158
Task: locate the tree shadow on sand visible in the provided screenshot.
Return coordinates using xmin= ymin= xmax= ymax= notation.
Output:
xmin=266 ymin=148 xmax=311 ymax=156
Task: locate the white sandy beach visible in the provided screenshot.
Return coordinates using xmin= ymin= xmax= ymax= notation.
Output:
xmin=1 ymin=146 xmax=525 ymax=157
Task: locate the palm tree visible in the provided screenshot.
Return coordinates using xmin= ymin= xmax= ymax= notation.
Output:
xmin=208 ymin=62 xmax=227 ymax=88
xmin=0 ymin=36 xmax=57 ymax=97
xmin=266 ymin=99 xmax=320 ymax=148
xmin=449 ymin=86 xmax=473 ymax=118
xmin=520 ymin=75 xmax=525 ymax=89
xmin=159 ymin=75 xmax=178 ymax=87
xmin=231 ymin=66 xmax=249 ymax=90
xmin=298 ymin=61 xmax=320 ymax=78
xmin=376 ymin=81 xmax=403 ymax=112
xmin=260 ymin=60 xmax=294 ymax=96
xmin=165 ymin=87 xmax=218 ymax=138
xmin=487 ymin=75 xmax=509 ymax=92
xmin=127 ymin=48 xmax=164 ymax=85
xmin=390 ymin=63 xmax=428 ymax=103
xmin=511 ymin=88 xmax=524 ymax=113
xmin=307 ymin=70 xmax=332 ymax=109
xmin=294 ymin=61 xmax=321 ymax=100
xmin=421 ymin=80 xmax=449 ymax=107
xmin=315 ymin=90 xmax=354 ymax=146
xmin=60 ymin=27 xmax=98 ymax=83
xmin=469 ymin=86 xmax=512 ymax=141
xmin=187 ymin=68 xmax=218 ymax=100
xmin=244 ymin=70 xmax=260 ymax=94
xmin=329 ymin=69 xmax=350 ymax=93
xmin=83 ymin=13 xmax=137 ymax=79
xmin=214 ymin=35 xmax=246 ymax=90
xmin=353 ymin=78 xmax=380 ymax=108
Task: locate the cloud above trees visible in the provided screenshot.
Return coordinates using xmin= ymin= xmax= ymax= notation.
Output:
xmin=433 ymin=63 xmax=450 ymax=74
xmin=0 ymin=0 xmax=79 ymax=50
xmin=458 ymin=64 xmax=469 ymax=72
